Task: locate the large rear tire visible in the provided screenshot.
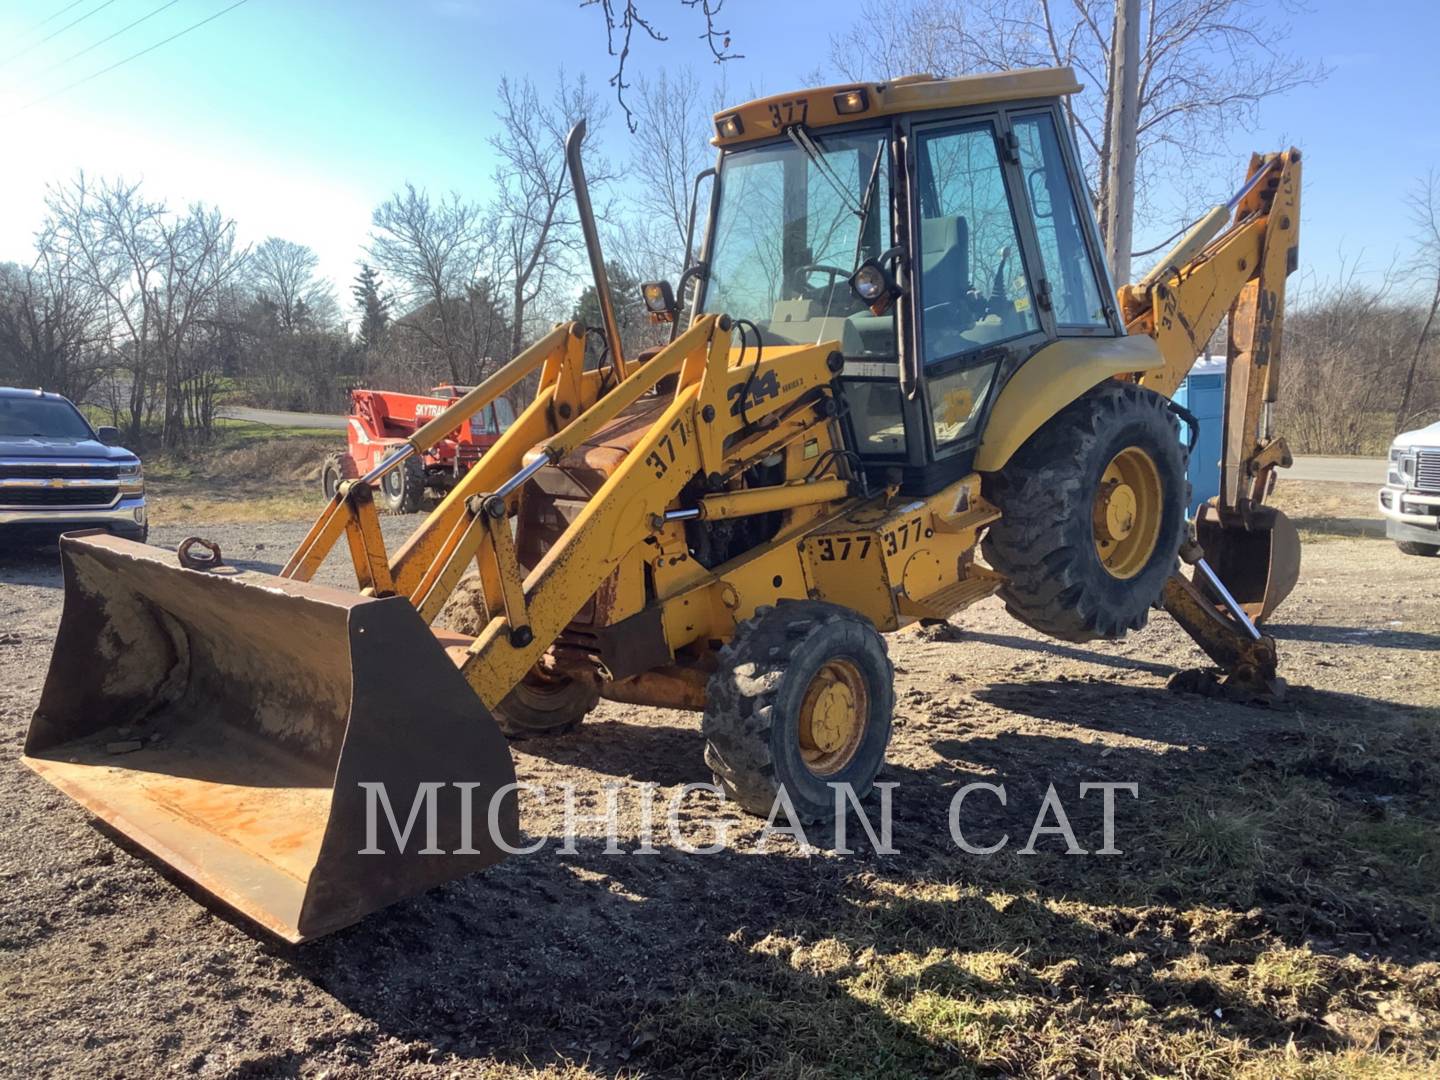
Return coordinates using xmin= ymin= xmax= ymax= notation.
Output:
xmin=982 ymin=381 xmax=1188 ymax=642
xmin=703 ymin=601 xmax=894 ymax=823
xmin=493 ymin=670 xmax=600 ymax=739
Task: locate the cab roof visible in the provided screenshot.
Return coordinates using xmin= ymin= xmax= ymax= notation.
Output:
xmin=711 ymin=66 xmax=1082 ymax=148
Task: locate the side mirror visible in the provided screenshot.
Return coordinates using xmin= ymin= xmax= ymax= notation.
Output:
xmin=640 ymin=280 xmax=678 ymax=324
xmin=96 ymin=425 xmax=121 ymax=446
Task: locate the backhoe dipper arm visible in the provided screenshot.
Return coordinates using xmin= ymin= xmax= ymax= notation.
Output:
xmin=1119 ymin=149 xmax=1303 ymax=696
xmin=1122 ymin=148 xmax=1302 ymax=515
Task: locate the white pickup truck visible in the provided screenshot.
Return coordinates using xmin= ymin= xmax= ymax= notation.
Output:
xmin=1379 ymin=420 xmax=1440 ymax=556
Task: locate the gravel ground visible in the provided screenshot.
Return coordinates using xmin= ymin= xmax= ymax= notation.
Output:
xmin=1 ymin=519 xmax=1437 ymax=1078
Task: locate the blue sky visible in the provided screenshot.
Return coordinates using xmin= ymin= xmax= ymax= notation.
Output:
xmin=0 ymin=0 xmax=1435 ymax=306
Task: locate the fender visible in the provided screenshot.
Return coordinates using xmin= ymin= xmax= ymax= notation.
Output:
xmin=974 ymin=334 xmax=1164 ymax=473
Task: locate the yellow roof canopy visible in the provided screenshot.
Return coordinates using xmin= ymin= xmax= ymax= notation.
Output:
xmin=712 ymin=67 xmax=1082 ymax=147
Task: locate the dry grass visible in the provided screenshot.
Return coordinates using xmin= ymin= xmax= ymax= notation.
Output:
xmin=1270 ymin=480 xmax=1386 ymax=542
xmin=144 ymin=433 xmax=340 ymax=525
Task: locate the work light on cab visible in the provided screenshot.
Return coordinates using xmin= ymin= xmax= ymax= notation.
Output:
xmin=640 ymin=280 xmax=677 ymax=323
xmin=848 ymin=259 xmax=901 ymax=315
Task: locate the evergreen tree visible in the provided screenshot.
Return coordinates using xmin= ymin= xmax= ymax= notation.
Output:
xmin=351 ymin=264 xmax=391 ymax=349
xmin=572 ymin=261 xmax=658 ymax=362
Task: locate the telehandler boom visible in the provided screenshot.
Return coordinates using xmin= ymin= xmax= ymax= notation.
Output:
xmin=24 ymin=67 xmax=1301 ymax=941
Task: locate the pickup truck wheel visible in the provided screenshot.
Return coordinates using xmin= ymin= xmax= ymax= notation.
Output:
xmin=1396 ymin=540 xmax=1439 ymax=557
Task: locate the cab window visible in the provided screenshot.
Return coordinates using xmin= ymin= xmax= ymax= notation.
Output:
xmin=915 ymin=120 xmax=1039 ymax=366
xmin=1012 ymin=112 xmax=1108 ymax=327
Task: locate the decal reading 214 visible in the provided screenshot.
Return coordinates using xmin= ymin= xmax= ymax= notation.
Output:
xmin=728 ymin=370 xmax=781 ymax=417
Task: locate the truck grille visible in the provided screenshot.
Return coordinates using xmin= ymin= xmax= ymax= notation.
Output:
xmin=0 ymin=463 xmax=120 ymax=481
xmin=0 ymin=487 xmax=119 ymax=507
xmin=1417 ymin=450 xmax=1440 ymax=493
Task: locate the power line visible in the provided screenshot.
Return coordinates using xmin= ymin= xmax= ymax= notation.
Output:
xmin=7 ymin=0 xmax=252 ymax=117
xmin=42 ymin=0 xmax=187 ymax=79
xmin=1 ymin=0 xmax=121 ymax=68
xmin=34 ymin=0 xmax=91 ymax=31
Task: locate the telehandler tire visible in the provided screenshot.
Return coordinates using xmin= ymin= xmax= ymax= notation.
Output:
xmin=982 ymin=381 xmax=1187 ymax=642
xmin=378 ymin=455 xmax=427 ymax=515
xmin=321 ymin=453 xmax=345 ymax=500
xmin=493 ymin=670 xmax=600 ymax=739
xmin=703 ymin=601 xmax=894 ymax=823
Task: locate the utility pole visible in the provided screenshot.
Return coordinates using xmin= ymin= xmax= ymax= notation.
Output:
xmin=1104 ymin=0 xmax=1140 ymax=285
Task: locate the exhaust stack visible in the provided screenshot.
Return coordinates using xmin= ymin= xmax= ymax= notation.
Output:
xmin=566 ymin=119 xmax=626 ymax=380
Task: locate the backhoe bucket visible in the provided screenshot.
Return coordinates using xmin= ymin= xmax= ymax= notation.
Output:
xmin=1195 ymin=503 xmax=1301 ymax=623
xmin=22 ymin=533 xmax=518 ymax=943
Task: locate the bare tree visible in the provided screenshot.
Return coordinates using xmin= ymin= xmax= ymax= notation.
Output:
xmin=583 ymin=0 xmax=740 ymax=130
xmin=248 ymin=237 xmax=338 ymax=332
xmin=626 ymin=67 xmax=718 ymax=276
xmin=1398 ymin=172 xmax=1440 ymax=433
xmin=40 ymin=174 xmax=246 ymax=446
xmin=489 ymin=72 xmax=610 ymax=357
xmin=828 ymin=0 xmax=1324 ymax=279
xmin=367 ymin=184 xmax=509 ymax=384
xmin=0 ymin=250 xmax=106 ymax=401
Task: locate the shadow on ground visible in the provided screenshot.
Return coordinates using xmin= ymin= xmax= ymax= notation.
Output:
xmin=262 ymin=680 xmax=1440 ymax=1078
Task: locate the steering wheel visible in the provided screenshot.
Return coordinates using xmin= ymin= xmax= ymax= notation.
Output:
xmin=793 ymin=263 xmax=851 ymax=296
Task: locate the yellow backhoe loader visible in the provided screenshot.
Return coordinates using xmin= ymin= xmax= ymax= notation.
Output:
xmin=23 ymin=67 xmax=1302 ymax=941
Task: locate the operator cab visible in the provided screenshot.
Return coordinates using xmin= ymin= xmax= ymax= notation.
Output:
xmin=691 ymin=68 xmax=1119 ymax=495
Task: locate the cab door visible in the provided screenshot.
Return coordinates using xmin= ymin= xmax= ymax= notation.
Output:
xmin=896 ymin=110 xmax=1054 ymax=493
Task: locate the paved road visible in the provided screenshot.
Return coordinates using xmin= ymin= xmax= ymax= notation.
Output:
xmin=1286 ymin=456 xmax=1386 ymax=485
xmin=219 ymin=405 xmax=346 ymax=431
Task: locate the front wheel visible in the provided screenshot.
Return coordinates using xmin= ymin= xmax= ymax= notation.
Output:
xmin=982 ymin=382 xmax=1188 ymax=642
xmin=703 ymin=601 xmax=894 ymax=823
xmin=1396 ymin=539 xmax=1440 ymax=557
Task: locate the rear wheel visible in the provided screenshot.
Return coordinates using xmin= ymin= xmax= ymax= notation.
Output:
xmin=377 ymin=456 xmax=426 ymax=514
xmin=703 ymin=601 xmax=894 ymax=822
xmin=1396 ymin=540 xmax=1440 ymax=557
xmin=493 ymin=669 xmax=600 ymax=739
xmin=982 ymin=381 xmax=1187 ymax=642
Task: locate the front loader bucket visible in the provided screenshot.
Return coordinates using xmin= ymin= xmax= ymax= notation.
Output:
xmin=1195 ymin=503 xmax=1302 ymax=623
xmin=22 ymin=534 xmax=518 ymax=943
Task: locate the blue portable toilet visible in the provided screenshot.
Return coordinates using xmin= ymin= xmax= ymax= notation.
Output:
xmin=1173 ymin=358 xmax=1224 ymax=518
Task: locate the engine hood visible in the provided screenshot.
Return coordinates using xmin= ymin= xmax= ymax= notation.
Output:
xmin=1392 ymin=421 xmax=1440 ymax=452
xmin=0 ymin=434 xmax=140 ymax=464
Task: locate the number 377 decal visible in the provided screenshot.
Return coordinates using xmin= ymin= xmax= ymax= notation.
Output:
xmin=814 ymin=517 xmax=932 ymax=562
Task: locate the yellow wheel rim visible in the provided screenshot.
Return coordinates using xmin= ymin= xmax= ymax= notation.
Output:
xmin=1092 ymin=446 xmax=1163 ymax=580
xmin=797 ymin=658 xmax=869 ymax=776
